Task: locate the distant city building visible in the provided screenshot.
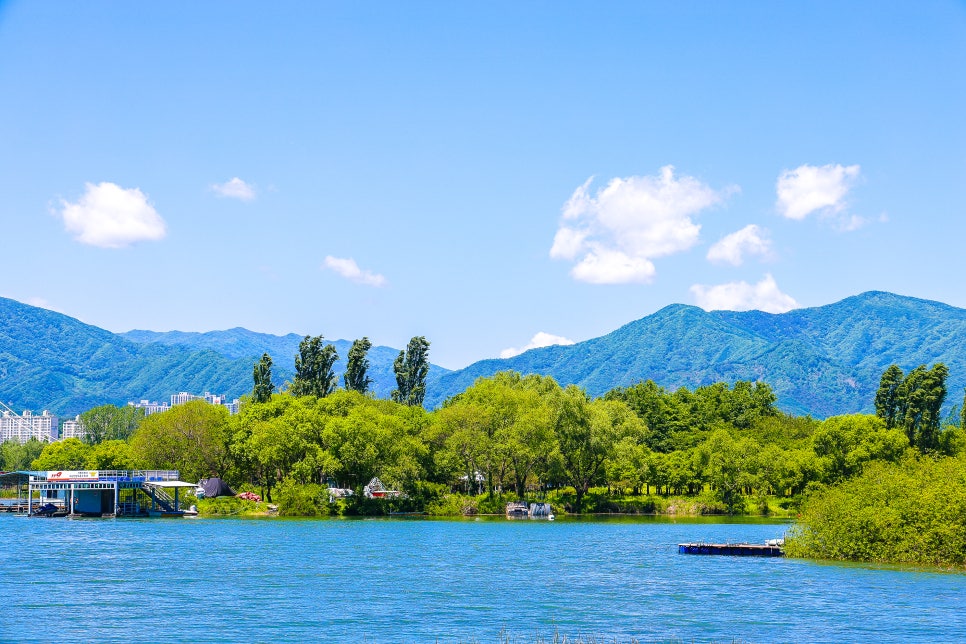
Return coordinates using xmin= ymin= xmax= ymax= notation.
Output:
xmin=60 ymin=415 xmax=85 ymax=441
xmin=170 ymin=392 xmax=198 ymax=406
xmin=0 ymin=409 xmax=58 ymax=444
xmin=129 ymin=400 xmax=171 ymax=416
xmin=128 ymin=392 xmax=241 ymax=416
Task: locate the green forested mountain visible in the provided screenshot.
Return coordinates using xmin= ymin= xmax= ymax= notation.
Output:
xmin=426 ymin=292 xmax=966 ymax=417
xmin=2 ymin=292 xmax=964 ymax=419
xmin=0 ymin=298 xmax=447 ymax=416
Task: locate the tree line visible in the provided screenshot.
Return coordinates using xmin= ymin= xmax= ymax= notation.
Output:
xmin=7 ymin=357 xmax=966 ymax=521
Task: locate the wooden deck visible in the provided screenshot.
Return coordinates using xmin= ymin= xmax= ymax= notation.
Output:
xmin=678 ymin=542 xmax=784 ymax=557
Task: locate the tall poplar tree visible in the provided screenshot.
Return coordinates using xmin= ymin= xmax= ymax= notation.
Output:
xmin=292 ymin=335 xmax=339 ymax=398
xmin=874 ymin=364 xmax=904 ymax=429
xmin=896 ymin=363 xmax=948 ymax=452
xmin=391 ymin=336 xmax=430 ymax=406
xmin=253 ymin=353 xmax=274 ymax=403
xmin=343 ymin=337 xmax=373 ymax=394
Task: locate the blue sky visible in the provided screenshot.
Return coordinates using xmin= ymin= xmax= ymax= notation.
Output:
xmin=1 ymin=2 xmax=964 ymax=369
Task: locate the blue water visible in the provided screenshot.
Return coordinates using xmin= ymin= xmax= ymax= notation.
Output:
xmin=1 ymin=514 xmax=964 ymax=643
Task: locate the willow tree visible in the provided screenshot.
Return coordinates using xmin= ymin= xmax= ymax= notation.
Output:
xmin=292 ymin=335 xmax=339 ymax=398
xmin=392 ymin=336 xmax=430 ymax=407
xmin=343 ymin=337 xmax=373 ymax=394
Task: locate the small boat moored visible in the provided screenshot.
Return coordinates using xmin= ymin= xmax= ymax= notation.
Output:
xmin=505 ymin=501 xmax=529 ymax=518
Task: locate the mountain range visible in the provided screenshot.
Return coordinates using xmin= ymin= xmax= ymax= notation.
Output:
xmin=1 ymin=291 xmax=963 ymax=419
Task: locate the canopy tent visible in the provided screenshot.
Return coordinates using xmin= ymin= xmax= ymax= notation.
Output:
xmin=198 ymin=477 xmax=235 ymax=498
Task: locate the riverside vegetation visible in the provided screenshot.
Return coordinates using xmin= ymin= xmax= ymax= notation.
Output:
xmin=3 ymin=334 xmax=965 ymax=567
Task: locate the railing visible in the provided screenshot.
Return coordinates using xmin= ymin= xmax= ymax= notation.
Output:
xmin=30 ymin=470 xmax=181 ymax=482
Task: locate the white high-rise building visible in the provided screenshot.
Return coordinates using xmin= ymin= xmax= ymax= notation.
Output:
xmin=129 ymin=400 xmax=171 ymax=416
xmin=0 ymin=409 xmax=59 ymax=444
xmin=170 ymin=392 xmax=198 ymax=406
xmin=60 ymin=416 xmax=85 ymax=441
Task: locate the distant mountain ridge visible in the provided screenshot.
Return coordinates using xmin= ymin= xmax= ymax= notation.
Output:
xmin=0 ymin=297 xmax=447 ymax=417
xmin=426 ymin=291 xmax=966 ymax=417
xmin=1 ymin=291 xmax=963 ymax=419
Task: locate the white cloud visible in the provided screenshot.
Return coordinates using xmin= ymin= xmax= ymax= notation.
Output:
xmin=776 ymin=163 xmax=860 ymax=221
xmin=59 ymin=182 xmax=166 ymax=248
xmin=690 ymin=274 xmax=798 ymax=314
xmin=571 ymin=247 xmax=656 ymax=284
xmin=211 ymin=177 xmax=256 ymax=201
xmin=500 ymin=331 xmax=576 ymax=359
xmin=551 ymin=166 xmax=733 ymax=284
xmin=323 ymin=256 xmax=387 ymax=287
xmin=707 ymin=224 xmax=772 ymax=266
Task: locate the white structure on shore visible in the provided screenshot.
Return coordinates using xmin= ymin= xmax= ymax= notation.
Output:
xmin=0 ymin=407 xmax=59 ymax=443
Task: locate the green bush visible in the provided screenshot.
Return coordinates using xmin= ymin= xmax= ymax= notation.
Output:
xmin=786 ymin=455 xmax=966 ymax=567
xmin=197 ymin=495 xmax=258 ymax=516
xmin=275 ymin=479 xmax=331 ymax=517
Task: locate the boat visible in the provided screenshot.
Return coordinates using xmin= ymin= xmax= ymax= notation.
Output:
xmin=506 ymin=501 xmax=529 ymax=518
xmin=528 ymin=502 xmax=555 ymax=520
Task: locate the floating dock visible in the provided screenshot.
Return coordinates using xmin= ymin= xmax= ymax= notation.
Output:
xmin=10 ymin=469 xmax=196 ymax=517
xmin=678 ymin=542 xmax=784 ymax=557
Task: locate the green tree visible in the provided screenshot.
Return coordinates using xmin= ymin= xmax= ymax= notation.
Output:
xmin=874 ymin=364 xmax=904 ymax=429
xmin=897 ymin=363 xmax=948 ymax=452
xmin=812 ymin=414 xmax=907 ymax=483
xmin=343 ymin=337 xmax=373 ymax=394
xmin=1 ymin=438 xmax=45 ymax=471
xmin=130 ymin=400 xmax=232 ymax=482
xmin=85 ymin=440 xmax=139 ymax=470
xmin=552 ymin=388 xmax=635 ymax=513
xmin=78 ymin=404 xmax=144 ymax=445
xmin=31 ymin=438 xmax=91 ymax=470
xmin=252 ymin=353 xmax=275 ymax=404
xmin=392 ymin=336 xmax=430 ymax=407
xmin=961 ymin=388 xmax=965 ymax=430
xmin=292 ymin=336 xmax=339 ymax=398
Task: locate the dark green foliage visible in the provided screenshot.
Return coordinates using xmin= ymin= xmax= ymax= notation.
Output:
xmin=343 ymin=337 xmax=373 ymax=394
xmin=874 ymin=364 xmax=904 ymax=428
xmin=896 ymin=364 xmax=948 ymax=452
xmin=878 ymin=363 xmax=950 ymax=452
xmin=252 ymin=353 xmax=274 ymax=403
xmin=291 ymin=336 xmax=339 ymax=398
xmin=392 ymin=336 xmax=430 ymax=407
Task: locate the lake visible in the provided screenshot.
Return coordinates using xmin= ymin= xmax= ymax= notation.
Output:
xmin=1 ymin=514 xmax=964 ymax=643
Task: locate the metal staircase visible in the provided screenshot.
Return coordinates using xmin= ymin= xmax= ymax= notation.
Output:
xmin=139 ymin=483 xmax=177 ymax=512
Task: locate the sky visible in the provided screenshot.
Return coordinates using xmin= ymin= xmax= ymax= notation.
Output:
xmin=1 ymin=2 xmax=964 ymax=370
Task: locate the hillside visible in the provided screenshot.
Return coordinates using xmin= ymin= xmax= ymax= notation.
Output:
xmin=2 ymin=292 xmax=964 ymax=419
xmin=0 ymin=297 xmax=253 ymax=416
xmin=120 ymin=328 xmax=449 ymax=401
xmin=0 ymin=298 xmax=447 ymax=416
xmin=426 ymin=292 xmax=966 ymax=417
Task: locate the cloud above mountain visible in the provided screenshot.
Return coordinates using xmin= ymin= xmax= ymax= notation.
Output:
xmin=776 ymin=163 xmax=861 ymax=227
xmin=690 ymin=274 xmax=798 ymax=313
xmin=59 ymin=182 xmax=167 ymax=248
xmin=323 ymin=256 xmax=387 ymax=287
xmin=551 ymin=166 xmax=734 ymax=284
xmin=500 ymin=331 xmax=575 ymax=358
xmin=707 ymin=224 xmax=772 ymax=266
